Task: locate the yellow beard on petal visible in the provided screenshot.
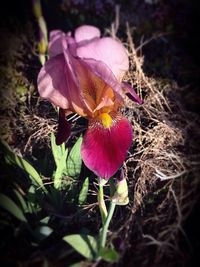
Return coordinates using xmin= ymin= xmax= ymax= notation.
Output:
xmin=98 ymin=113 xmax=113 ymax=128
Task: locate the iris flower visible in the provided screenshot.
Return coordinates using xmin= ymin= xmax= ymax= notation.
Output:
xmin=38 ymin=25 xmax=142 ymax=179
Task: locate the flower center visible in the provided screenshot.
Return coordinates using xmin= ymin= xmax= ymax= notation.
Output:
xmin=98 ymin=113 xmax=112 ymax=128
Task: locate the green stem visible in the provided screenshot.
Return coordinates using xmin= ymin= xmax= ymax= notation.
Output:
xmin=100 ymin=200 xmax=116 ymax=248
xmin=109 ymin=177 xmax=115 ymax=198
xmin=98 ymin=184 xmax=108 ymax=223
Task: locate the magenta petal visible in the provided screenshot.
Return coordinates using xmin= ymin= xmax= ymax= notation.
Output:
xmin=122 ymin=82 xmax=143 ymax=105
xmin=56 ymin=109 xmax=71 ymax=145
xmin=81 ymin=115 xmax=132 ymax=179
xmin=75 ymin=25 xmax=100 ymax=43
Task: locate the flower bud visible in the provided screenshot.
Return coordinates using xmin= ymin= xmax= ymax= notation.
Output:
xmin=112 ymin=170 xmax=129 ymax=205
xmin=32 ymin=0 xmax=42 ymax=19
xmin=98 ymin=177 xmax=108 ymax=186
xmin=32 ymin=0 xmax=48 ymax=65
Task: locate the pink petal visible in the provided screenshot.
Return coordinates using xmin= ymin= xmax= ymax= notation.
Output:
xmin=62 ymin=37 xmax=121 ymax=114
xmin=80 ymin=57 xmax=122 ymax=95
xmin=56 ymin=108 xmax=71 ymax=145
xmin=39 ymin=37 xmax=90 ymax=116
xmin=77 ymin=37 xmax=129 ymax=81
xmin=61 ymin=38 xmax=93 ymax=116
xmin=37 ymin=54 xmax=70 ymax=109
xmin=49 ymin=30 xmax=76 ymax=58
xmin=75 ymin=25 xmax=100 ymax=43
xmin=81 ymin=114 xmax=132 ymax=179
xmin=65 ymin=54 xmax=123 ymax=114
xmin=122 ymin=82 xmax=143 ymax=104
xmin=49 ymin=30 xmax=65 ymax=58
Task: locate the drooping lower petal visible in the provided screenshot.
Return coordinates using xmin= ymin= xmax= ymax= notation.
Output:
xmin=81 ymin=113 xmax=132 ymax=179
xmin=122 ymin=82 xmax=143 ymax=104
xmin=56 ymin=108 xmax=71 ymax=145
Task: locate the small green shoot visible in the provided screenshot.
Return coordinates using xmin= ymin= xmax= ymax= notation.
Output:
xmin=78 ymin=177 xmax=89 ymax=205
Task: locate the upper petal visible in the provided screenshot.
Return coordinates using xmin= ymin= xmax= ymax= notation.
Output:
xmin=37 ymin=54 xmax=70 ymax=109
xmin=48 ymin=30 xmax=65 ymax=57
xmin=75 ymin=25 xmax=101 ymax=43
xmin=61 ymin=37 xmax=93 ymax=116
xmin=66 ymin=55 xmax=123 ymax=115
xmin=77 ymin=37 xmax=129 ymax=81
xmin=80 ymin=57 xmax=122 ymax=94
xmin=81 ymin=113 xmax=132 ymax=179
xmin=49 ymin=30 xmax=76 ymax=58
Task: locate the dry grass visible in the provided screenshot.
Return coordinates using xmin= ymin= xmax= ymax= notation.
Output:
xmin=104 ymin=22 xmax=200 ymax=267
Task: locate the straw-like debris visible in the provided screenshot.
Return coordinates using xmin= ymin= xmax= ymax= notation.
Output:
xmin=107 ymin=24 xmax=200 ymax=267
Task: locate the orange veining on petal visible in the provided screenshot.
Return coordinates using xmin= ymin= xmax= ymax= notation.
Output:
xmin=73 ymin=59 xmax=123 ymax=119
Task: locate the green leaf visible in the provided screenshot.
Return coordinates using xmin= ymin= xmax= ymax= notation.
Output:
xmin=0 ymin=193 xmax=27 ymax=222
xmin=34 ymin=226 xmax=53 ymax=241
xmin=98 ymin=247 xmax=120 ymax=263
xmin=54 ymin=147 xmax=69 ymax=189
xmin=69 ymin=262 xmax=86 ymax=267
xmin=13 ymin=189 xmax=29 ymax=213
xmin=65 ymin=136 xmax=83 ymax=177
xmin=63 ymin=234 xmax=97 ymax=260
xmin=78 ymin=177 xmax=89 ymax=205
xmin=0 ymin=139 xmax=45 ymax=191
xmin=40 ymin=216 xmax=50 ymax=224
xmin=51 ymin=132 xmax=66 ymax=167
xmin=42 ymin=260 xmax=49 ymax=267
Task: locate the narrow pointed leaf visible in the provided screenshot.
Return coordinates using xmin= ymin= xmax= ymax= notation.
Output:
xmin=65 ymin=136 xmax=83 ymax=177
xmin=78 ymin=177 xmax=89 ymax=205
xmin=54 ymin=147 xmax=69 ymax=189
xmin=13 ymin=189 xmax=29 ymax=213
xmin=63 ymin=234 xmax=97 ymax=260
xmin=51 ymin=132 xmax=65 ymax=167
xmin=0 ymin=139 xmax=45 ymax=191
xmin=0 ymin=193 xmax=27 ymax=222
xmin=98 ymin=247 xmax=120 ymax=263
